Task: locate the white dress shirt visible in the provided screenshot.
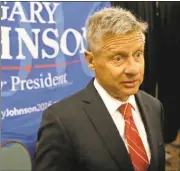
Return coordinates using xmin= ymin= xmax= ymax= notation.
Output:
xmin=94 ymin=78 xmax=151 ymax=161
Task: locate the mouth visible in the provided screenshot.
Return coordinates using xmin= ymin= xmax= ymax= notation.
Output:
xmin=121 ymin=80 xmax=138 ymax=88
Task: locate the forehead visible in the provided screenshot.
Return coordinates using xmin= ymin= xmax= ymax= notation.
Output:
xmin=100 ymin=31 xmax=145 ymax=53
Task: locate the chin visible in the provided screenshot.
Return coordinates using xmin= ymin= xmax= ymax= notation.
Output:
xmin=124 ymin=87 xmax=139 ymax=96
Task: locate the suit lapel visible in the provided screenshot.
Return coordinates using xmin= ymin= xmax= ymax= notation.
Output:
xmin=82 ymin=80 xmax=134 ymax=171
xmin=135 ymin=92 xmax=158 ymax=171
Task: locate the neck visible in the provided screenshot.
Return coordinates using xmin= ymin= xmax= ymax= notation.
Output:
xmin=95 ymin=77 xmax=130 ymax=102
xmin=116 ymin=96 xmax=129 ymax=102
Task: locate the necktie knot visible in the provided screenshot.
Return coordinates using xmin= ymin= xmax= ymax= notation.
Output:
xmin=119 ymin=103 xmax=132 ymax=119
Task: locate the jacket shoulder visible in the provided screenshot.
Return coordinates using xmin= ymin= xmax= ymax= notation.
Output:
xmin=138 ymin=90 xmax=161 ymax=105
xmin=44 ymin=87 xmax=86 ymax=117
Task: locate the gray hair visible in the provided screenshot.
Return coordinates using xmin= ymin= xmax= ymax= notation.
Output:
xmin=86 ymin=7 xmax=148 ymax=52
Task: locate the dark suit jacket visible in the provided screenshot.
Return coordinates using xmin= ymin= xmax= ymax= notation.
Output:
xmin=34 ymin=79 xmax=165 ymax=171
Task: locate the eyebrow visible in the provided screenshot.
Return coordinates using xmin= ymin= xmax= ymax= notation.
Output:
xmin=116 ymin=51 xmax=129 ymax=57
xmin=108 ymin=43 xmax=144 ymax=57
xmin=112 ymin=48 xmax=144 ymax=57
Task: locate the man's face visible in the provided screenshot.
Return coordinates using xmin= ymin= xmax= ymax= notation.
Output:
xmin=85 ymin=31 xmax=145 ymax=101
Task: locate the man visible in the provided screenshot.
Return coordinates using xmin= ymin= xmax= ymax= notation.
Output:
xmin=34 ymin=7 xmax=165 ymax=171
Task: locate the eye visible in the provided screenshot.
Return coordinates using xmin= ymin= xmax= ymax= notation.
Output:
xmin=134 ymin=51 xmax=142 ymax=58
xmin=113 ymin=55 xmax=123 ymax=61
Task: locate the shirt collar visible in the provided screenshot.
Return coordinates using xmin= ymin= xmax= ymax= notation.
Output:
xmin=94 ymin=78 xmax=136 ymax=115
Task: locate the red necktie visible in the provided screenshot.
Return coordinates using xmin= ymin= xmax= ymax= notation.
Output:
xmin=119 ymin=103 xmax=149 ymax=171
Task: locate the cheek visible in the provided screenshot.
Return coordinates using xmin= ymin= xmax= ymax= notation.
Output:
xmin=108 ymin=68 xmax=123 ymax=80
xmin=95 ymin=61 xmax=105 ymax=72
xmin=95 ymin=63 xmax=111 ymax=79
xmin=138 ymin=60 xmax=144 ymax=72
xmin=140 ymin=63 xmax=145 ymax=74
xmin=109 ymin=64 xmax=125 ymax=75
xmin=139 ymin=64 xmax=145 ymax=81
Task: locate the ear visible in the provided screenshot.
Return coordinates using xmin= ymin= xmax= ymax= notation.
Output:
xmin=84 ymin=50 xmax=95 ymax=70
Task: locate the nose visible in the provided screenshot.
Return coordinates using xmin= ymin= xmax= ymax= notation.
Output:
xmin=124 ymin=57 xmax=139 ymax=75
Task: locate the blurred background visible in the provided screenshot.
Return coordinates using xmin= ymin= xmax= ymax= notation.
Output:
xmin=1 ymin=1 xmax=180 ymax=171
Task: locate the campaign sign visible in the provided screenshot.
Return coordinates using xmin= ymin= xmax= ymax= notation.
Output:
xmin=1 ymin=1 xmax=110 ymax=168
